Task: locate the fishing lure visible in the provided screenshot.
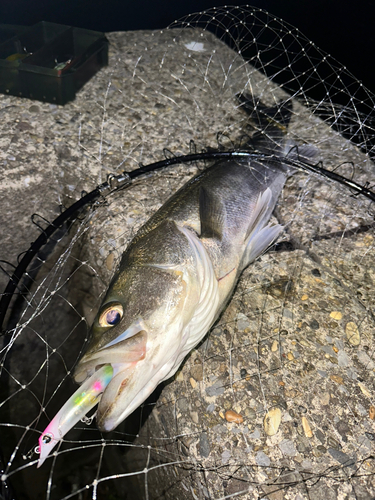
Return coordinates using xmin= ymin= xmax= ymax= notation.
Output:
xmin=37 ymin=364 xmax=113 ymax=467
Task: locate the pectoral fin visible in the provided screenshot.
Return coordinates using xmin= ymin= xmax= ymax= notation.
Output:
xmin=242 ymin=187 xmax=283 ymax=269
xmin=242 ymin=223 xmax=283 ymax=269
xmin=245 ymin=188 xmax=272 ymax=241
xmin=199 ymin=186 xmax=226 ymax=240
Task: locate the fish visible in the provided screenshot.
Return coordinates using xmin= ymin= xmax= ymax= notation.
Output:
xmin=37 ymin=93 xmax=305 ymax=467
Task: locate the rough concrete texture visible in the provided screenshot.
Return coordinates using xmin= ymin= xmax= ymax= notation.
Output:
xmin=0 ymin=22 xmax=374 ymax=500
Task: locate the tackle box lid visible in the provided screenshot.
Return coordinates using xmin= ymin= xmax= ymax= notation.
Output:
xmin=0 ymin=21 xmax=108 ymax=105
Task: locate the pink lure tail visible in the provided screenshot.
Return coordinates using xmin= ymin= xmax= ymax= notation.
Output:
xmin=37 ymin=364 xmax=113 ymax=468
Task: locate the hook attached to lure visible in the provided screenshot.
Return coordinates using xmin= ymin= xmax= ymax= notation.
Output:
xmin=37 ymin=364 xmax=113 ymax=468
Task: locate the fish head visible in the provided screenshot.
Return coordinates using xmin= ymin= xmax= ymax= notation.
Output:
xmin=74 ymin=261 xmax=198 ymax=431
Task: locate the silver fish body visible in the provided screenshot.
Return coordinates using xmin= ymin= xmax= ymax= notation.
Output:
xmin=74 ymin=98 xmax=294 ymax=432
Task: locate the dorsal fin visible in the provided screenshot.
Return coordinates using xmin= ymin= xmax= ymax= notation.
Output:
xmin=199 ymin=186 xmax=226 ymax=240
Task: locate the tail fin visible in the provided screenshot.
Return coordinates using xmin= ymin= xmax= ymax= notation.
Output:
xmin=237 ymin=92 xmax=319 ymax=166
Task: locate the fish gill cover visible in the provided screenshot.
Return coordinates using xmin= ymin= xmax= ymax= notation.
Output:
xmin=0 ymin=6 xmax=374 ymax=500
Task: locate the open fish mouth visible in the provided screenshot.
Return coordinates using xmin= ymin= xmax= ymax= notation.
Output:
xmin=74 ymin=329 xmax=148 ymax=383
xmin=37 ymin=330 xmax=148 ymax=468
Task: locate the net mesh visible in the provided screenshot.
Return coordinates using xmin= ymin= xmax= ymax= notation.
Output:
xmin=0 ymin=6 xmax=374 ymax=499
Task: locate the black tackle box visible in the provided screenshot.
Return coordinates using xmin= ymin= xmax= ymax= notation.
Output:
xmin=0 ymin=22 xmax=108 ymax=104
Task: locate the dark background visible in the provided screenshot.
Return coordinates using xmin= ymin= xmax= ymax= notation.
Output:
xmin=1 ymin=0 xmax=374 ymax=95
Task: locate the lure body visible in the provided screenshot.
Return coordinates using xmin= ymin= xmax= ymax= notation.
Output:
xmin=38 ymin=95 xmax=299 ymax=465
xmin=38 ymin=365 xmax=113 ymax=467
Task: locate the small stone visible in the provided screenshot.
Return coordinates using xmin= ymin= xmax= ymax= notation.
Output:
xmin=106 ymin=252 xmax=115 ymax=271
xmin=199 ymin=432 xmax=210 ymax=458
xmin=302 ymin=416 xmax=313 ymax=438
xmin=327 ymin=436 xmax=341 ymax=449
xmin=296 ymin=439 xmax=308 ymax=454
xmin=283 ymin=308 xmax=294 ymax=320
xmin=330 ymin=311 xmax=342 ymax=320
xmin=310 ymin=319 xmax=320 ymax=330
xmin=357 ymin=403 xmax=368 ymax=416
xmin=337 ymin=350 xmax=351 ymax=367
xmin=301 ymin=294 xmax=308 ymax=301
xmin=205 ymin=380 xmax=225 ymax=397
xmin=221 ymin=450 xmax=231 ymax=464
xmin=264 ymin=407 xmax=282 ymax=436
xmin=190 ymin=377 xmax=197 ymax=388
xmin=301 ymin=460 xmax=313 ymax=470
xmin=347 ymin=368 xmax=358 ymax=380
xmin=315 ymin=429 xmax=325 ymax=444
xmin=358 ymin=382 xmax=371 ymax=398
xmin=255 ymin=451 xmax=270 ymax=466
xmin=299 ymin=339 xmax=310 ymax=347
xmin=236 ymin=313 xmax=250 ymax=331
xmin=369 ymin=406 xmax=375 ymax=420
xmin=285 ymin=387 xmax=298 ymax=398
xmin=245 ymin=408 xmax=256 ymax=420
xmin=249 ymin=428 xmax=261 ymax=439
xmin=346 ymin=322 xmax=360 ymax=346
xmin=287 ymin=352 xmax=294 ymax=361
xmin=271 ymin=340 xmax=278 ymax=352
xmin=328 ymin=448 xmax=355 ymax=468
xmin=335 ymin=339 xmax=345 ymax=350
xmin=223 ymin=400 xmax=232 ymax=410
xmin=175 ymin=371 xmax=184 ymax=382
xmin=330 ymin=374 xmax=344 ymax=385
xmin=190 ymin=364 xmax=203 ymax=381
xmin=313 ymin=447 xmax=323 ymax=457
xmin=321 ymin=392 xmax=330 ymax=405
xmin=357 ymin=350 xmax=375 ymax=369
xmin=311 ymin=268 xmax=321 ymax=277
xmin=190 ymin=411 xmax=199 ymax=423
xmin=240 ymin=368 xmax=247 ymax=378
xmin=225 ymin=410 xmax=243 ymax=424
xmin=28 ymin=104 xmax=40 ymax=113
xmin=279 ymin=439 xmax=297 ymax=457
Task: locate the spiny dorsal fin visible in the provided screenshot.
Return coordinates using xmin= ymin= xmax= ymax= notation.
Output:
xmin=199 ymin=186 xmax=227 ymax=240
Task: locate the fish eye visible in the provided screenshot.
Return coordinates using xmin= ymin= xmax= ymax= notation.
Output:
xmin=98 ymin=303 xmax=123 ymax=327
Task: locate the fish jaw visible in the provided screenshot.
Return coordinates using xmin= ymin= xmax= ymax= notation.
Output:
xmin=74 ymin=329 xmax=148 ymax=384
xmin=96 ymin=343 xmax=179 ymax=431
